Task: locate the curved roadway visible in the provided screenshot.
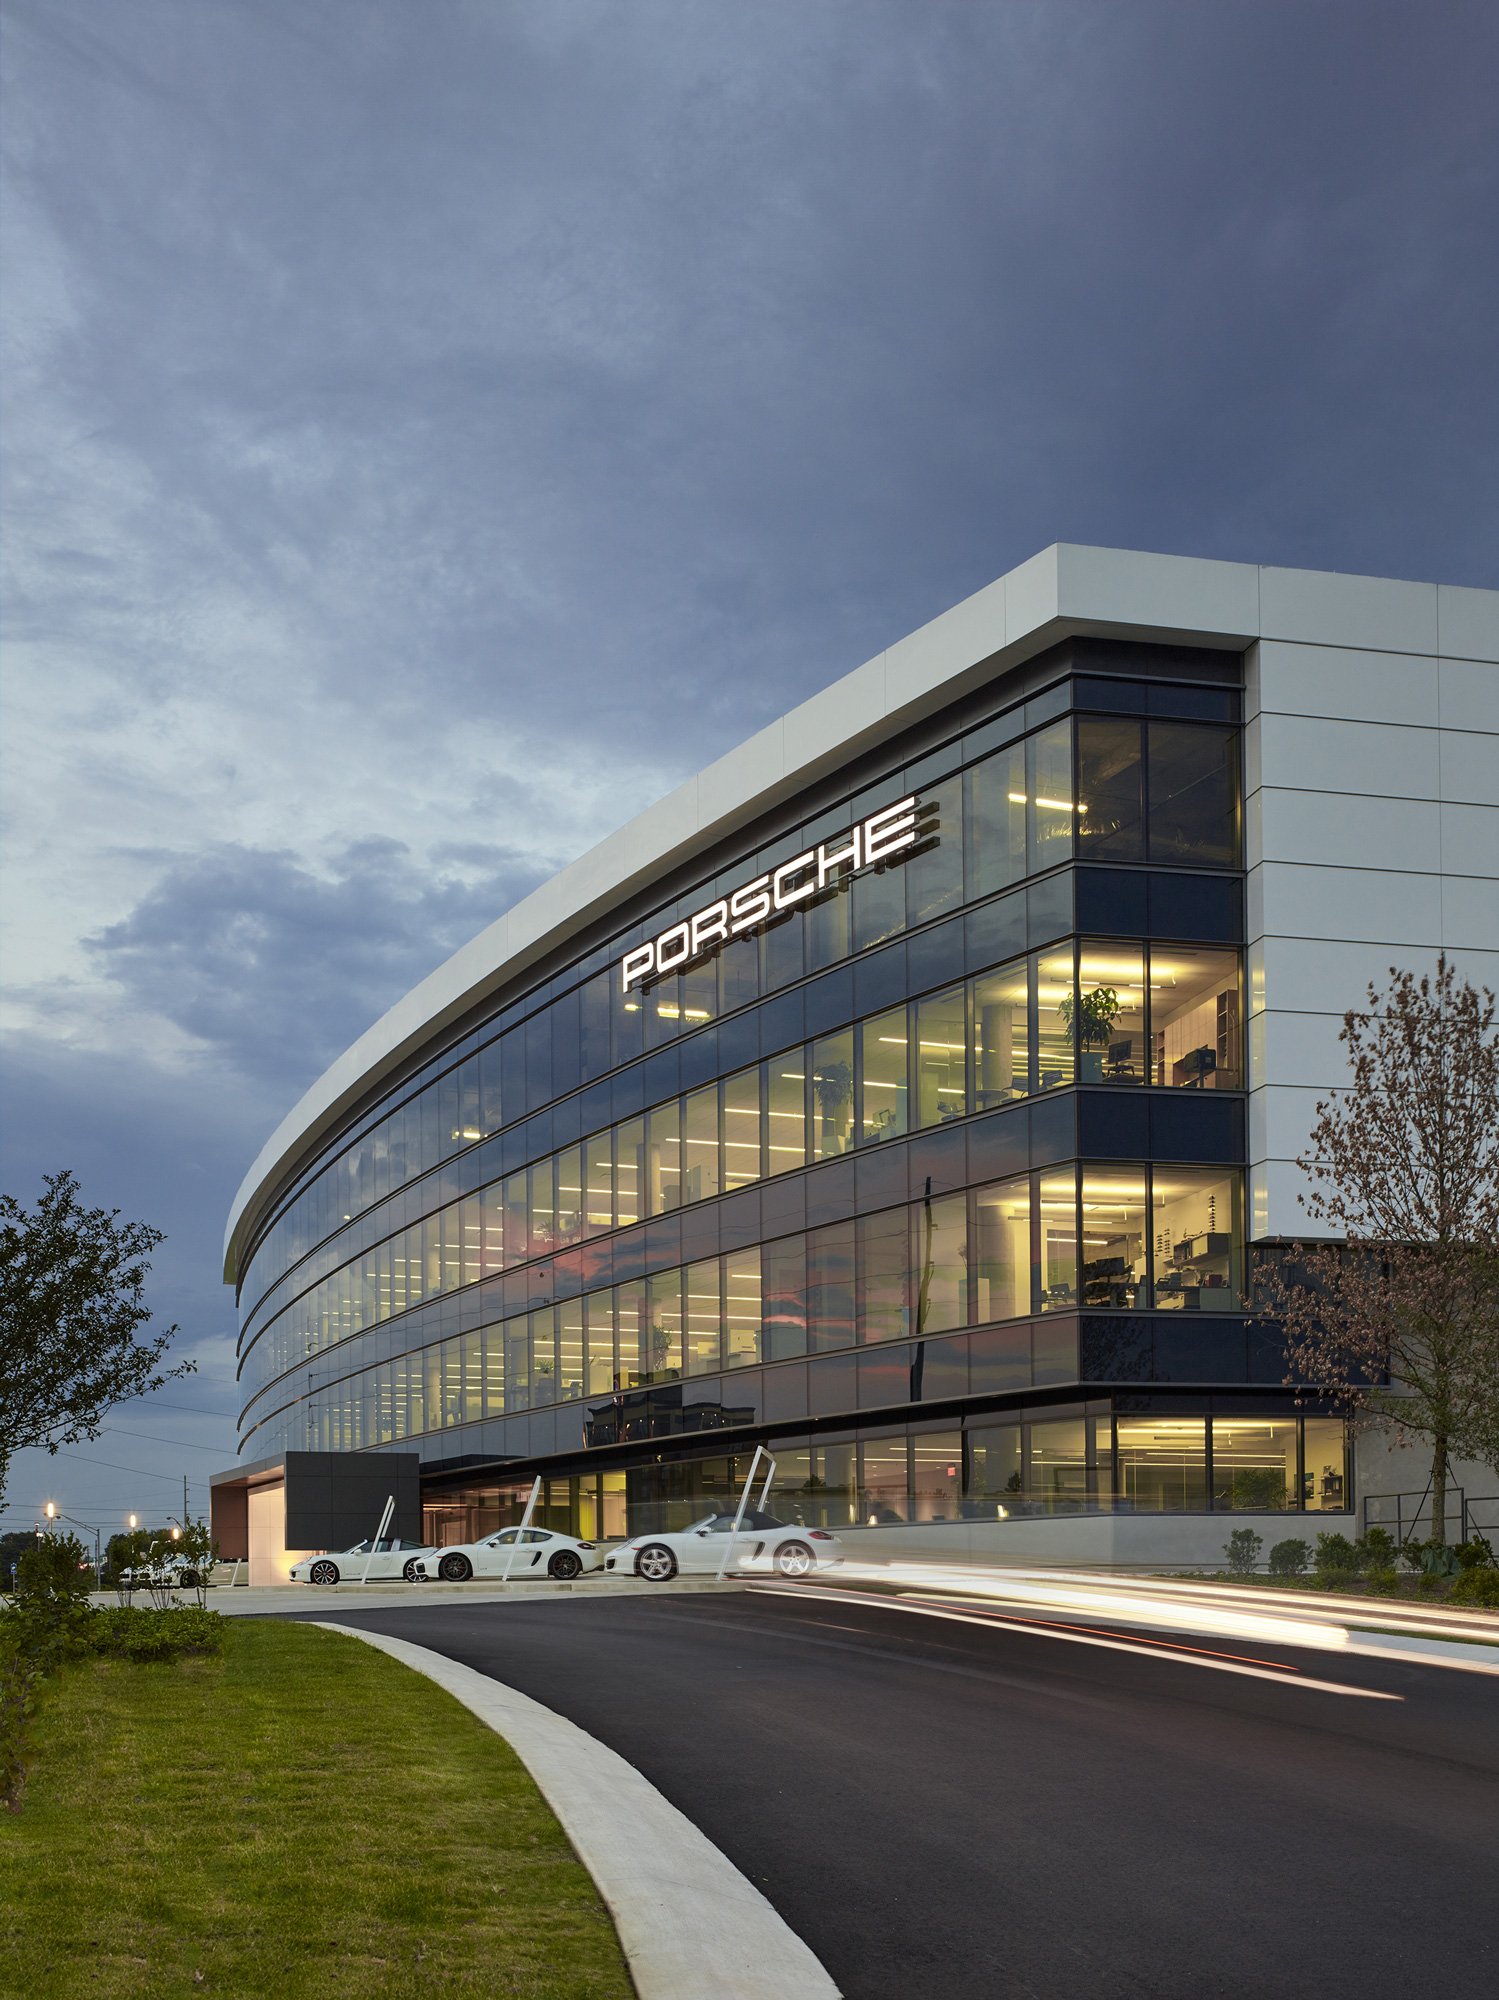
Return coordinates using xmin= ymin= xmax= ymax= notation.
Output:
xmin=309 ymin=1587 xmax=1498 ymax=2000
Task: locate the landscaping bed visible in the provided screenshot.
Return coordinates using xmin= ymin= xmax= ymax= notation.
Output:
xmin=0 ymin=1618 xmax=632 ymax=2000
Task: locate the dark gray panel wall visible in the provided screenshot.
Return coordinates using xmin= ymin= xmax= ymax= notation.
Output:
xmin=284 ymin=1451 xmax=422 ymax=1550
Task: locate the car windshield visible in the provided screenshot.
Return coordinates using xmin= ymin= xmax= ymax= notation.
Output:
xmin=696 ymin=1511 xmax=786 ymax=1533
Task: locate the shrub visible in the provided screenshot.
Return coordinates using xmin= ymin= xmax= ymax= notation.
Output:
xmin=1357 ymin=1527 xmax=1398 ymax=1569
xmin=1268 ymin=1538 xmax=1311 ymax=1576
xmin=1454 ymin=1535 xmax=1496 ymax=1572
xmin=87 ymin=1605 xmax=225 ymax=1663
xmin=1314 ymin=1531 xmax=1360 ymax=1576
xmin=1363 ymin=1566 xmax=1400 ymax=1595
xmin=1222 ymin=1528 xmax=1264 ymax=1574
xmin=1448 ymin=1567 xmax=1499 ymax=1610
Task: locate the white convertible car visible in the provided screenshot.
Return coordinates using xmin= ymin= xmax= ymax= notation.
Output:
xmin=606 ymin=1509 xmax=846 ymax=1581
xmin=412 ymin=1526 xmax=604 ymax=1583
xmin=290 ymin=1536 xmax=436 ymax=1585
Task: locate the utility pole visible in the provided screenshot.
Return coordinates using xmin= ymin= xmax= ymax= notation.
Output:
xmin=184 ymin=1473 xmax=190 ymax=1526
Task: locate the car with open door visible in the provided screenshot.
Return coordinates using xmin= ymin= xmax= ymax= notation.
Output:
xmin=289 ymin=1536 xmax=436 ymax=1585
xmin=411 ymin=1526 xmax=604 ymax=1583
xmin=606 ymin=1510 xmax=845 ymax=1582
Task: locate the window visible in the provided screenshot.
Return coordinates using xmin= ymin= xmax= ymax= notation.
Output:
xmin=615 ymin=1118 xmax=645 ymax=1227
xmin=905 ymin=774 xmax=964 ymax=927
xmin=857 ymin=1209 xmax=909 ymax=1343
xmin=972 ymin=961 xmax=1029 ymax=1108
xmin=1038 ymin=1170 xmax=1078 ymax=1310
xmin=1080 ymin=1170 xmax=1148 ymax=1309
xmin=914 ymin=985 xmax=968 ymax=1127
xmin=807 ymin=1222 xmax=855 ymax=1352
xmin=1150 ymin=946 xmax=1241 ymax=1090
xmin=685 ymin=1258 xmax=722 ymax=1375
xmin=973 ymin=1175 xmax=1031 ymax=1322
xmin=1302 ymin=1417 xmax=1349 ymax=1512
xmin=1211 ymin=1418 xmax=1296 ymax=1511
xmin=583 ymin=1292 xmax=612 ymax=1395
xmin=915 ymin=1190 xmax=967 ymax=1334
xmin=860 ymin=1008 xmax=909 ymax=1144
xmin=766 ymin=1056 xmax=807 ymax=1171
xmin=1147 ymin=721 xmax=1237 ymax=867
xmin=912 ymin=1433 xmax=962 ymax=1521
xmin=1150 ymin=1168 xmax=1241 ymax=1308
xmin=965 ymin=740 xmax=1027 ymax=901
xmin=859 ymin=1438 xmax=909 ymax=1523
xmin=811 ymin=1030 xmax=855 ymax=1159
xmin=1075 ymin=944 xmax=1146 ymax=1085
xmin=584 ymin=1131 xmax=614 ymax=1233
xmin=965 ymin=1423 xmax=1022 ymax=1516
xmin=1034 ymin=948 xmax=1074 ymax=1090
xmin=647 ymin=1100 xmax=681 ymax=1213
xmin=683 ymin=1085 xmax=720 ymax=1204
xmin=1027 ymin=1418 xmax=1089 ymax=1513
xmin=724 ymin=1249 xmax=762 ymax=1366
xmin=722 ymin=1067 xmax=763 ymax=1187
xmin=645 ymin=1270 xmax=683 ymax=1382
xmin=1076 ymin=717 xmax=1144 ymax=860
xmin=1115 ymin=1417 xmax=1207 ymax=1511
xmin=1026 ymin=721 xmax=1076 ymax=874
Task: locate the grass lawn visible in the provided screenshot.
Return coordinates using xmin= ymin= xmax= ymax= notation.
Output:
xmin=0 ymin=1619 xmax=634 ymax=2000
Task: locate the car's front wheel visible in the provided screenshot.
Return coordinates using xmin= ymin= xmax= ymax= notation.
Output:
xmin=310 ymin=1561 xmax=340 ymax=1586
xmin=179 ymin=1569 xmax=201 ymax=1588
xmin=548 ymin=1551 xmax=582 ymax=1580
xmin=401 ymin=1559 xmax=421 ymax=1582
xmin=774 ymin=1542 xmax=814 ymax=1578
xmin=636 ymin=1544 xmax=678 ymax=1583
xmin=438 ymin=1552 xmax=473 ymax=1583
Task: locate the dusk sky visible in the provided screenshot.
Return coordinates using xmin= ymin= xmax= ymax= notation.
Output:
xmin=3 ymin=0 xmax=1496 ymax=1534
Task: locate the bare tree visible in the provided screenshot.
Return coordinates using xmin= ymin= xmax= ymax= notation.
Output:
xmin=0 ymin=1171 xmax=193 ymax=1507
xmin=1259 ymin=958 xmax=1499 ymax=1547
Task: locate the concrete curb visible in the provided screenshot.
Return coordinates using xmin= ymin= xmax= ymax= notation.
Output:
xmin=195 ymin=1577 xmax=744 ymax=1616
xmin=316 ymin=1621 xmax=841 ymax=2000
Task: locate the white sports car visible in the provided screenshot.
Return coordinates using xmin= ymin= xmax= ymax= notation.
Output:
xmin=290 ymin=1536 xmax=436 ymax=1585
xmin=606 ymin=1510 xmax=845 ymax=1582
xmin=412 ymin=1526 xmax=604 ymax=1583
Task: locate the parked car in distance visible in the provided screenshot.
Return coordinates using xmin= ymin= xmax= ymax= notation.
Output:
xmin=607 ymin=1511 xmax=845 ymax=1582
xmin=118 ymin=1552 xmax=210 ymax=1589
xmin=412 ymin=1527 xmax=604 ymax=1583
xmin=289 ymin=1536 xmax=437 ymax=1586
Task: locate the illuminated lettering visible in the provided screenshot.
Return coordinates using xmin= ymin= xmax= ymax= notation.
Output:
xmin=620 ymin=792 xmax=927 ymax=990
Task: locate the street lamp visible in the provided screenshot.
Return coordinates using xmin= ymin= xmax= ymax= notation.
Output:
xmin=128 ymin=1513 xmax=138 ymax=1531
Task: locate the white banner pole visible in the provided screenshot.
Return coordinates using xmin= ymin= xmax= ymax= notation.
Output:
xmin=504 ymin=1477 xmax=543 ymax=1585
xmin=361 ymin=1494 xmax=395 ymax=1585
xmin=717 ymin=1445 xmax=765 ymax=1583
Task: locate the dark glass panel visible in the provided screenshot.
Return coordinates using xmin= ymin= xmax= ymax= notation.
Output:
xmin=1076 ymin=1091 xmax=1151 ymax=1158
xmin=804 ymin=1154 xmax=857 ymax=1229
xmin=905 ymin=774 xmax=964 ymax=929
xmin=906 ymin=1122 xmax=968 ymax=1200
xmin=758 ymin=985 xmax=806 ymax=1058
xmin=808 ymin=1350 xmax=857 ymax=1417
xmin=803 ymin=966 xmax=854 ymax=1041
xmin=1076 ymin=716 xmax=1145 ymax=860
xmin=854 ymin=942 xmax=907 ymax=1017
xmin=1074 ymin=867 xmax=1148 ymax=936
xmin=762 ymin=1363 xmax=809 ymax=1423
xmin=855 ymin=1141 xmax=909 ymax=1213
xmin=550 ymin=989 xmax=581 ymax=1099
xmin=718 ymin=931 xmax=761 ymax=1014
xmin=915 ymin=1334 xmax=968 ymax=1403
xmin=678 ymin=1027 xmax=719 ymax=1093
xmin=1026 ymin=721 xmax=1076 ymax=875
xmin=1146 ymin=684 xmax=1238 ymax=721
xmin=761 ymin=910 xmax=805 ymax=992
xmin=1146 ymin=871 xmax=1242 ymax=943
xmin=762 ymin=1235 xmax=807 ymax=1360
xmin=1148 ymin=1092 xmax=1242 ymax=1162
xmin=1146 ymin=721 xmax=1238 ymax=868
xmin=857 ymin=1208 xmax=910 ymax=1344
xmin=1079 ymin=1315 xmax=1155 ymax=1381
xmin=965 ymin=1108 xmax=1028 ymax=1185
xmin=965 ymin=888 xmax=1027 ymax=971
xmin=1027 ymin=1091 xmax=1076 ymax=1165
xmin=1031 ymin=1316 xmax=1079 ymax=1386
xmin=907 ymin=916 xmax=966 ymax=1000
xmin=857 ymin=1346 xmax=913 ymax=1415
xmin=715 ymin=1006 xmax=760 ymax=1077
xmin=1025 ymin=871 xmax=1072 ymax=948
xmin=807 ymin=878 xmax=851 ymax=973
xmin=579 ymin=972 xmax=612 ymax=1083
xmin=964 ymin=740 xmax=1027 ymax=902
xmin=852 ymin=854 xmax=906 ymax=952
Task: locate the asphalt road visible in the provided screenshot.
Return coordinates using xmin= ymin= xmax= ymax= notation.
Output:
xmin=306 ymin=1587 xmax=1499 ymax=2000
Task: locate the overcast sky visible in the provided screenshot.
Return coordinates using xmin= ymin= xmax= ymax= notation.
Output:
xmin=3 ymin=0 xmax=1496 ymax=1537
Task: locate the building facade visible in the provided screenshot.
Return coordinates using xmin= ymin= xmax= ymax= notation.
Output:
xmin=218 ymin=547 xmax=1499 ymax=1569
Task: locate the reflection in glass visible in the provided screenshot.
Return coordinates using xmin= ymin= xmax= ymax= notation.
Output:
xmin=915 ymin=1190 xmax=967 ymax=1334
xmin=684 ymin=1257 xmax=722 ymax=1376
xmin=1038 ymin=1169 xmax=1078 ymax=1310
xmin=972 ymin=962 xmax=1029 ymax=1107
xmin=645 ymin=1269 xmax=683 ymax=1381
xmin=860 ymin=1007 xmax=909 ymax=1144
xmin=1211 ymin=1418 xmax=1295 ymax=1511
xmin=1150 ymin=946 xmax=1241 ymax=1089
xmin=1026 ymin=721 xmax=1076 ymax=874
xmin=647 ymin=1100 xmax=681 ymax=1213
xmin=615 ymin=1117 xmax=645 ymax=1227
xmin=905 ymin=774 xmax=964 ymax=928
xmin=965 ymin=739 xmax=1028 ymax=902
xmin=683 ymin=1084 xmax=720 ymax=1204
xmin=1075 ymin=944 xmax=1146 ymax=1084
xmin=1076 ymin=716 xmax=1144 ymax=859
xmin=859 ymin=1438 xmax=909 ymax=1523
xmin=811 ymin=1030 xmax=855 ymax=1158
xmin=914 ymin=985 xmax=968 ymax=1127
xmin=1028 ymin=1418 xmax=1088 ymax=1512
xmin=1146 ymin=721 xmax=1238 ymax=867
xmin=1115 ymin=1417 xmax=1207 ymax=1510
xmin=973 ymin=1175 xmax=1031 ymax=1322
xmin=1150 ymin=1168 xmax=1241 ymax=1307
xmin=1080 ymin=1170 xmax=1148 ymax=1308
xmin=857 ymin=1208 xmax=909 ymax=1343
xmin=965 ymin=1424 xmax=1022 ymax=1516
xmin=912 ymin=1433 xmax=961 ymax=1520
xmin=583 ymin=1291 xmax=612 ymax=1396
xmin=724 ymin=1248 xmax=762 ymax=1366
xmin=585 ymin=1131 xmax=614 ymax=1233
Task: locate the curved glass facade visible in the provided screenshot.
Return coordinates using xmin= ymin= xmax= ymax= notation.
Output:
xmin=232 ymin=638 xmax=1342 ymax=1538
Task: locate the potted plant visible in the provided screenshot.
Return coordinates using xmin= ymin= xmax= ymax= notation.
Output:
xmin=1058 ymin=985 xmax=1120 ymax=1082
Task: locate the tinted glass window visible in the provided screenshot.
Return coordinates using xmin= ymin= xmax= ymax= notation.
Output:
xmin=1146 ymin=721 xmax=1238 ymax=867
xmin=1076 ymin=717 xmax=1144 ymax=860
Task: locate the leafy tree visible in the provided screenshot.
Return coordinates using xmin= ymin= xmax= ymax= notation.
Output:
xmin=0 ymin=1172 xmax=193 ymax=1507
xmin=1259 ymin=958 xmax=1499 ymax=1546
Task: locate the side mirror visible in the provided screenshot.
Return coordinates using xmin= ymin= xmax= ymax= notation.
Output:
xmin=694 ymin=1529 xmax=709 ymax=1537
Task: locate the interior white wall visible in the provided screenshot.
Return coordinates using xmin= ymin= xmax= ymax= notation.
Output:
xmin=1245 ymin=612 xmax=1499 ymax=1244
